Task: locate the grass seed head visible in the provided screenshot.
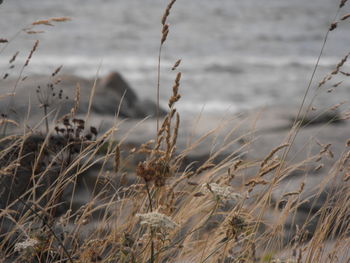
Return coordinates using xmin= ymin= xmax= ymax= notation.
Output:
xmin=340 ymin=0 xmax=348 ymax=8
xmin=161 ymin=0 xmax=177 ymax=25
xmin=330 ymin=22 xmax=338 ymax=31
xmin=172 ymin=59 xmax=182 ymax=70
xmin=24 ymin=40 xmax=39 ymax=67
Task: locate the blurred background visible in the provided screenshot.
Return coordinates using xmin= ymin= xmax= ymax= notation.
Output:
xmin=0 ymin=0 xmax=349 ymax=114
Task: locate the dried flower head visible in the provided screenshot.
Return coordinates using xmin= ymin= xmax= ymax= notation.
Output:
xmin=14 ymin=238 xmax=39 ymax=252
xmin=203 ymin=183 xmax=242 ymax=201
xmin=136 ymin=160 xmax=171 ymax=187
xmin=225 ymin=215 xmax=248 ymax=239
xmin=136 ymin=212 xmax=178 ymax=230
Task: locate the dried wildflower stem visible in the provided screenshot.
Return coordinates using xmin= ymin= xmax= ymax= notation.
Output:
xmin=15 ymin=197 xmax=74 ymax=263
xmin=201 ymin=240 xmax=230 ymax=263
xmin=43 ymin=103 xmax=49 ymax=133
xmin=261 ymin=143 xmax=289 ymax=168
xmin=2 ymin=40 xmax=39 ymax=136
xmin=114 ymin=145 xmax=120 ymax=173
xmin=292 ymin=5 xmax=341 ymax=129
xmin=276 ymin=6 xmax=341 ymax=186
xmin=145 ymin=180 xmax=153 ymax=212
xmin=170 ymin=112 xmax=180 ymax=155
xmin=0 ymin=28 xmax=23 ymax=54
xmin=85 ymin=62 xmax=101 ymax=122
xmin=157 ymin=0 xmax=177 ymax=135
xmin=157 ymin=45 xmax=162 ymax=134
xmin=70 ymin=83 xmax=81 ymax=118
xmin=258 ymin=161 xmax=281 ymax=177
xmin=150 ymin=230 xmax=156 ymax=263
xmin=144 ymin=180 xmax=155 ymax=263
xmin=165 ymin=115 xmax=172 ymax=158
xmin=155 ymin=199 xmax=219 ymax=258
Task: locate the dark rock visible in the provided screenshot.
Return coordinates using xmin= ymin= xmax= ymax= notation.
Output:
xmin=98 ymin=72 xmax=138 ymax=104
xmin=289 ymin=109 xmax=343 ymax=127
xmin=134 ymin=99 xmax=167 ymax=118
xmin=0 ymin=72 xmax=165 ymax=131
xmin=96 ymin=71 xmax=139 ymax=118
xmin=0 ymin=135 xmax=45 ymax=209
xmin=96 ymin=72 xmax=166 ymax=118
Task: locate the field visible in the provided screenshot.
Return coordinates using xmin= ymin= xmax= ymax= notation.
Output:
xmin=1 ymin=1 xmax=350 ymax=262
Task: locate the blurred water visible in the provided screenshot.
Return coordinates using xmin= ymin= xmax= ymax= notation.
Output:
xmin=0 ymin=0 xmax=350 ymax=113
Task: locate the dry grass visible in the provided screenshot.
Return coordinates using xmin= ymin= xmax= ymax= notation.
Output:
xmin=1 ymin=1 xmax=350 ymax=263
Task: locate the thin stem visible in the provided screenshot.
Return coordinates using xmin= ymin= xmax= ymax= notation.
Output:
xmin=16 ymin=197 xmax=74 ymax=263
xmin=202 ymin=233 xmax=255 ymax=263
xmin=200 ymin=241 xmax=229 ymax=263
xmin=43 ymin=104 xmax=49 ymax=134
xmin=150 ymin=234 xmax=155 ymax=263
xmin=276 ymin=6 xmax=341 ymax=182
xmin=154 ymin=200 xmax=220 ymax=257
xmin=3 ymin=39 xmax=39 ymax=136
xmin=145 ymin=181 xmax=153 ymax=212
xmin=144 ymin=181 xmax=155 ymax=262
xmin=156 ymin=45 xmax=162 ymax=135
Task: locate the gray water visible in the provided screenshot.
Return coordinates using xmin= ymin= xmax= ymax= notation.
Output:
xmin=1 ymin=0 xmax=350 ymax=113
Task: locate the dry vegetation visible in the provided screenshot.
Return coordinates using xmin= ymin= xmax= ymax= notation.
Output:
xmin=1 ymin=1 xmax=350 ymax=262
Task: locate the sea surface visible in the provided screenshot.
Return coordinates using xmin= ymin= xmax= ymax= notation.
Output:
xmin=0 ymin=0 xmax=350 ymax=113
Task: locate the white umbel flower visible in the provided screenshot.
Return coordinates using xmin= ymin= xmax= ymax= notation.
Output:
xmin=136 ymin=212 xmax=178 ymax=230
xmin=14 ymin=238 xmax=38 ymax=252
xmin=203 ymin=183 xmax=242 ymax=201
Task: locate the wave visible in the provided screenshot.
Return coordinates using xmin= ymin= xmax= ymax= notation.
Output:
xmin=0 ymin=53 xmax=346 ymax=79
